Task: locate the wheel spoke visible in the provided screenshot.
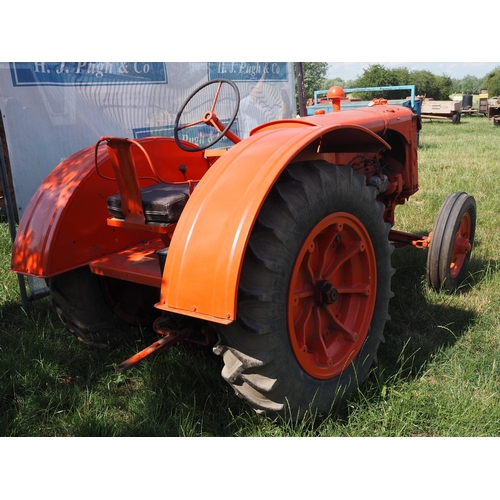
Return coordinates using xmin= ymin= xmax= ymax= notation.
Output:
xmin=293 ymin=289 xmax=314 ymax=300
xmin=323 ymin=240 xmax=363 ymax=279
xmin=299 ymin=240 xmax=316 ymax=284
xmin=295 ymin=304 xmax=330 ymax=363
xmin=298 ymin=303 xmax=359 ymax=367
xmin=207 ymin=116 xmax=226 ymax=133
xmin=336 ymin=283 xmax=371 ymax=295
xmin=328 ymin=308 xmax=358 ymax=343
xmin=309 ymin=310 xmax=330 ymax=362
xmin=177 ymin=118 xmax=205 ymax=131
xmin=292 ymin=242 xmax=318 ymax=300
xmin=293 ymin=297 xmax=313 ymax=348
xmin=311 ymin=228 xmax=339 ymax=278
xmin=210 ymin=82 xmax=223 ymax=113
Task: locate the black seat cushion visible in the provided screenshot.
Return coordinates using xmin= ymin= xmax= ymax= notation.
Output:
xmin=107 ymin=183 xmax=190 ymax=224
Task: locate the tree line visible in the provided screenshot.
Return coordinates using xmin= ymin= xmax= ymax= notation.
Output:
xmin=301 ymin=63 xmax=500 ymax=101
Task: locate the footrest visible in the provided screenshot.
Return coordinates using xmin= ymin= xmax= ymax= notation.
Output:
xmin=89 ymin=239 xmax=166 ymax=288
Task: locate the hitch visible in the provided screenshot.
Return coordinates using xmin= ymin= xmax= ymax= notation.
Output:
xmin=115 ymin=328 xmax=187 ymax=373
xmin=115 ymin=314 xmax=217 ymax=372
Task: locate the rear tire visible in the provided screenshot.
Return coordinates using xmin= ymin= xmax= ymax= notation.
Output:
xmin=215 ymin=161 xmax=394 ymax=419
xmin=48 ymin=267 xmax=159 ymax=347
xmin=427 ymin=192 xmax=476 ymax=291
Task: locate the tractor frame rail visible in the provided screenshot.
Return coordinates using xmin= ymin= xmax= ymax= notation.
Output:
xmin=389 ymin=229 xmax=431 ymax=249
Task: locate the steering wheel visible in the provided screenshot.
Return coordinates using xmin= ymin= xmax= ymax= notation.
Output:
xmin=174 ymin=79 xmax=240 ymax=152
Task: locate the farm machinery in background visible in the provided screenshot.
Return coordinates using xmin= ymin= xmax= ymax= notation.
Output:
xmin=488 ymin=96 xmax=500 ymax=126
xmin=10 ymin=80 xmax=476 ymax=419
xmin=417 ymin=90 xmax=500 ymax=125
xmin=420 ymin=99 xmax=462 ymax=124
xmin=310 ymin=85 xmax=499 ymax=126
xmin=422 ymin=89 xmax=500 ymax=125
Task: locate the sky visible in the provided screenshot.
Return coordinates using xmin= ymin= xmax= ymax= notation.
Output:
xmin=327 ymin=62 xmax=499 ymax=82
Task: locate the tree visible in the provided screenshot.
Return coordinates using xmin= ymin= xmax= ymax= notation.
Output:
xmin=301 ymin=62 xmax=329 ymax=99
xmin=411 ymin=70 xmax=439 ymax=98
xmin=457 ymin=74 xmax=482 ymax=94
xmin=392 ymin=67 xmax=412 ymax=88
xmin=323 ymin=76 xmax=347 ymax=89
xmin=354 ymin=64 xmax=395 ymax=87
xmin=350 ymin=65 xmax=454 ymax=100
xmin=351 ymin=64 xmax=410 ymax=99
xmin=435 ymin=74 xmax=453 ymax=100
xmin=482 ymin=67 xmax=500 ymax=97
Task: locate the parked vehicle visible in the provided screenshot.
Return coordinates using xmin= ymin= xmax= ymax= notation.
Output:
xmin=11 ymin=80 xmax=476 ymax=419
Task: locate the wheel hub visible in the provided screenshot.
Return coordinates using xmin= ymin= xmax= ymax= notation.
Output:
xmin=317 ymin=280 xmax=339 ymax=305
xmin=450 ymin=212 xmax=472 ymax=279
xmin=287 ymin=212 xmax=377 ymax=380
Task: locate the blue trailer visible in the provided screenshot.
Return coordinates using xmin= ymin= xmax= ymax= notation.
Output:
xmin=308 ymin=85 xmax=421 ymax=116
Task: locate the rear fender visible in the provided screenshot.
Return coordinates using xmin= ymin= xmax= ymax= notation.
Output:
xmin=11 ymin=137 xmax=209 ymax=277
xmin=158 ymin=122 xmax=390 ymax=324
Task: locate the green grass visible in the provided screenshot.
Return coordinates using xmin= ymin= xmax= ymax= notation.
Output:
xmin=1 ymin=114 xmax=500 ymax=437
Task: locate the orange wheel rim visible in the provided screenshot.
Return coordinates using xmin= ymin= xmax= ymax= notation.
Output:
xmin=450 ymin=212 xmax=472 ymax=279
xmin=287 ymin=213 xmax=377 ymax=379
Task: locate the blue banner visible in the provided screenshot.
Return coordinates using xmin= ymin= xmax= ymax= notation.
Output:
xmin=208 ymin=62 xmax=288 ymax=82
xmin=10 ymin=62 xmax=168 ymax=86
xmin=0 ymin=62 xmax=295 ymax=223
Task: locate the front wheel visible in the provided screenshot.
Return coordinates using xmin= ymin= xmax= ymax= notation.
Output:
xmin=427 ymin=192 xmax=476 ymax=291
xmin=214 ymin=161 xmax=394 ymax=419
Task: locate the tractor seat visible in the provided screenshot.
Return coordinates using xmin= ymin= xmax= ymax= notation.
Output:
xmin=107 ymin=183 xmax=191 ymax=224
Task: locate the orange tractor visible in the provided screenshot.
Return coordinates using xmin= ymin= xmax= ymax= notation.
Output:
xmin=11 ymin=80 xmax=476 ymax=418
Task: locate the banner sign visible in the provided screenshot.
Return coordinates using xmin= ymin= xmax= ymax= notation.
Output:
xmin=9 ymin=62 xmax=168 ymax=87
xmin=208 ymin=62 xmax=289 ymax=82
xmin=0 ymin=62 xmax=296 ymax=220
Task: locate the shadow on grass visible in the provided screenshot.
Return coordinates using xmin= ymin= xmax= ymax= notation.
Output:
xmin=0 ymin=296 xmax=257 ymax=436
xmin=322 ymin=243 xmax=494 ymax=428
xmin=373 ymin=244 xmax=488 ymax=381
xmin=1 ymin=242 xmax=492 ymax=436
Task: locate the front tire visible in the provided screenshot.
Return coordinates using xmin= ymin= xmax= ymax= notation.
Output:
xmin=215 ymin=161 xmax=394 ymax=419
xmin=427 ymin=192 xmax=476 ymax=291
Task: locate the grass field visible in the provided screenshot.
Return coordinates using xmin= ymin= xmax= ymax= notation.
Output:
xmin=1 ymin=114 xmax=500 ymax=438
